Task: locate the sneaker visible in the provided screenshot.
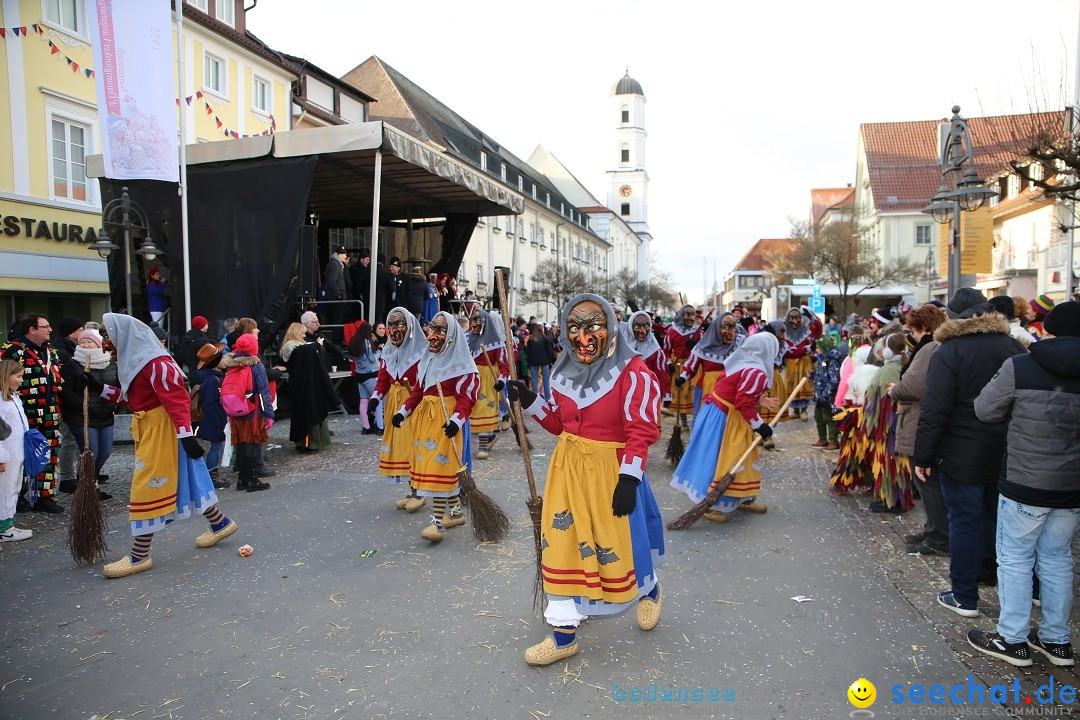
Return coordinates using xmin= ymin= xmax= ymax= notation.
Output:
xmin=0 ymin=527 xmax=32 ymax=542
xmin=904 ymin=532 xmax=926 ymax=544
xmin=811 ymin=440 xmax=828 ymax=448
xmin=906 ymin=540 xmax=947 ymax=556
xmin=967 ymin=629 xmax=1032 ymax=667
xmin=1028 ymin=633 xmax=1075 ymax=667
xmin=32 ymin=497 xmax=65 ymax=514
xmin=938 ymin=591 xmax=980 ymax=618
xmin=257 ymin=468 xmax=276 ymax=478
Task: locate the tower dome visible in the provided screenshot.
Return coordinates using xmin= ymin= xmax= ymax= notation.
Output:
xmin=611 ymin=71 xmax=643 ymax=97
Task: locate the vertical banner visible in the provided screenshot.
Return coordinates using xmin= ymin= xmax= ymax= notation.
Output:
xmin=85 ymin=0 xmax=178 ymax=182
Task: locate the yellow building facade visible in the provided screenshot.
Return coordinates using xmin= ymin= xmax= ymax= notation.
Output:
xmin=0 ymin=0 xmax=294 ymax=332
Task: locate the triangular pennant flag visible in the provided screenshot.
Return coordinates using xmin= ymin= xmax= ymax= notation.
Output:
xmin=71 ymin=62 xmax=79 ymax=72
xmin=230 ymin=130 xmax=238 ymax=138
xmin=215 ymin=118 xmax=222 ymax=128
xmin=32 ymin=24 xmax=39 ymax=33
xmin=0 ymin=29 xmax=6 ymax=39
xmin=12 ymin=26 xmax=20 ymax=36
xmin=19 ymin=26 xmax=26 ymax=35
xmin=195 ymin=90 xmax=203 ymax=99
xmin=51 ymin=43 xmax=59 ymax=54
xmin=185 ymin=96 xmax=192 ymax=105
xmin=85 ymin=68 xmax=92 ymax=78
xmin=65 ymin=57 xmax=72 ymax=65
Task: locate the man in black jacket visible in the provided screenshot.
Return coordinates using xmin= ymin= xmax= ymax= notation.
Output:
xmin=967 ymin=302 xmax=1080 ymax=667
xmin=54 ymin=316 xmax=83 ymax=494
xmin=913 ymin=288 xmax=1026 ymax=619
xmin=323 ymin=246 xmax=349 ymax=334
xmin=180 ymin=315 xmax=211 ymax=379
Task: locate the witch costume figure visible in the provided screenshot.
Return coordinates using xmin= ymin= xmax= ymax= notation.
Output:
xmin=677 ymin=311 xmax=746 ymax=412
xmin=863 ymin=333 xmax=915 ymax=513
xmin=671 ymin=333 xmax=779 ymax=523
xmin=392 ymin=312 xmax=477 ymax=543
xmin=508 ymin=293 xmax=665 ymax=667
xmin=466 ymin=307 xmax=510 ymax=460
xmin=663 ymin=304 xmax=701 ymax=426
xmin=372 ymin=307 xmax=427 ymax=512
xmin=626 ymin=311 xmax=670 ymax=421
xmin=781 ymin=307 xmax=821 ymax=419
xmin=96 ymin=314 xmax=236 ymax=578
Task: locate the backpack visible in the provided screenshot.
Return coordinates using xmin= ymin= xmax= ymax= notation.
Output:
xmin=220 ymin=365 xmax=256 ymax=418
xmin=189 ymin=383 xmax=203 ymax=423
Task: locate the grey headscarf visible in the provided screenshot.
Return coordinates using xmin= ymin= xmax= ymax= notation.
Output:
xmin=487 ymin=309 xmax=508 ymax=343
xmin=692 ymin=312 xmax=746 ymax=364
xmin=722 ymin=332 xmax=780 ymax=389
xmin=417 ymin=311 xmax=477 ymax=390
xmin=551 ymin=293 xmax=639 ymax=409
xmin=669 ymin=304 xmax=697 ymax=337
xmin=382 ymin=306 xmax=427 ymax=380
xmin=624 ymin=310 xmax=661 ymax=356
xmin=467 ymin=307 xmax=503 ymax=358
xmin=103 ymin=313 xmax=172 ymax=400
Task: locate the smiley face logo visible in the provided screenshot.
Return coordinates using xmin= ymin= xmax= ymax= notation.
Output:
xmin=847 ymin=678 xmax=876 ymax=709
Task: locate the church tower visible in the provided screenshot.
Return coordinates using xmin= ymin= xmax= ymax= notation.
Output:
xmin=606 ymin=71 xmax=651 ymax=278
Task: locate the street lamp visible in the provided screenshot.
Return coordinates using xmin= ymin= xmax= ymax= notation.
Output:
xmin=921 ymin=106 xmax=996 ymax=299
xmin=91 ymin=186 xmax=162 ymax=315
xmin=924 ymin=246 xmax=936 ymax=301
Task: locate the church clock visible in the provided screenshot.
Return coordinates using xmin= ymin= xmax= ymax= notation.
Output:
xmin=619 ymin=185 xmax=632 ymax=197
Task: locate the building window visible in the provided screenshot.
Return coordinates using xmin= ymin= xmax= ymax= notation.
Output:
xmin=915 ymin=224 xmax=932 ymax=245
xmin=187 ymin=0 xmax=209 ymax=10
xmin=203 ymin=53 xmax=226 ymax=95
xmin=51 ymin=117 xmax=89 ymax=202
xmin=545 ymin=193 xmax=550 ymax=208
xmin=476 ymin=263 xmax=484 ymax=284
xmin=621 ymin=147 xmax=629 ymax=163
xmin=216 ymin=0 xmax=235 ymax=26
xmin=532 ymin=184 xmax=537 ymax=200
xmin=519 ymin=273 xmax=525 ymax=289
xmin=252 ymin=76 xmax=270 ymax=114
xmin=518 ymin=176 xmax=523 ymax=192
xmin=45 ymin=0 xmax=86 ymax=35
xmin=621 ymin=203 xmax=630 ymax=216
xmin=500 ymin=163 xmax=507 ymax=182
xmin=529 ymin=223 xmax=536 ymax=244
xmin=480 ymin=151 xmax=487 ymax=172
xmin=621 ymin=107 xmax=629 ymax=123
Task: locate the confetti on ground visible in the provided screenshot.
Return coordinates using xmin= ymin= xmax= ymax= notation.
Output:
xmin=292 ymin=562 xmax=304 ymax=567
xmin=790 ymin=595 xmax=813 ymax=603
xmin=358 ymin=549 xmax=378 ymax=558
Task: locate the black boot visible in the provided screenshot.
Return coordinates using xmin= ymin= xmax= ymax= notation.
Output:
xmin=235 ymin=450 xmax=249 ymax=491
xmin=243 ymin=450 xmax=270 ymax=492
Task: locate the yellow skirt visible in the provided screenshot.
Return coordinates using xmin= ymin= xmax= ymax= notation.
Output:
xmin=759 ymin=368 xmax=787 ymax=423
xmin=672 ymin=358 xmax=694 ymax=415
xmin=470 ymin=364 xmax=500 ymax=433
xmin=129 ymin=406 xmax=180 ymax=527
xmin=784 ymin=355 xmax=815 ymax=402
xmin=700 ymin=368 xmax=724 ymax=397
xmin=714 ymin=399 xmax=761 ymax=498
xmin=379 ymin=381 xmax=413 ymax=477
xmin=541 ymin=433 xmax=639 ymax=606
xmin=411 ymin=395 xmax=462 ymax=497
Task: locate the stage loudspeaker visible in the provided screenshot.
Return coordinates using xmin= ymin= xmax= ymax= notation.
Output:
xmin=491 ymin=266 xmax=511 ymax=310
xmin=298 ymin=225 xmax=317 ymax=297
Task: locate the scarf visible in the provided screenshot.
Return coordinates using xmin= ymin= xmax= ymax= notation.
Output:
xmin=551 ymin=293 xmax=640 ymax=409
xmin=625 ymin=311 xmax=661 ymax=356
xmin=692 ymin=312 xmax=746 ymax=364
xmin=417 ymin=311 xmax=477 ymax=390
xmin=73 ymin=346 xmax=111 ymax=370
xmin=382 ymin=306 xmax=427 ymax=379
xmin=103 ymin=313 xmax=170 ymax=399
xmin=899 ymin=332 xmax=932 ymax=378
xmin=721 ymin=333 xmax=779 ymax=389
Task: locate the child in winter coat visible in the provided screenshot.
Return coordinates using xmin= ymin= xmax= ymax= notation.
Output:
xmin=810 ymin=335 xmax=845 ymax=450
xmin=193 ymin=343 xmax=230 ymax=489
xmin=0 ymin=358 xmax=32 ymax=541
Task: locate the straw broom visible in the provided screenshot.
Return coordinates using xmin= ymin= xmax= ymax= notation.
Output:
xmin=67 ymin=358 xmax=108 ymax=564
xmin=494 ymin=269 xmax=545 ymax=611
xmin=433 ymin=381 xmax=510 ymax=543
xmin=664 ymin=366 xmax=686 ymax=464
xmin=666 ymin=377 xmax=808 ymax=531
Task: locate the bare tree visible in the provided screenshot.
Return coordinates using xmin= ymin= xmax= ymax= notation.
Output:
xmin=607 ymin=266 xmax=678 ymax=314
xmin=522 ymin=259 xmax=591 ymax=316
xmin=784 ymin=214 xmax=923 ymax=316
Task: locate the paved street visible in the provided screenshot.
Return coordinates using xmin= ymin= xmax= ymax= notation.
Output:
xmin=1 ymin=412 xmax=1076 ymax=719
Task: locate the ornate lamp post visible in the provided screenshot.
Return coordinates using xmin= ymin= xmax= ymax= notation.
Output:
xmin=921 ymin=106 xmax=996 ymax=299
xmin=88 ymin=186 xmax=162 ymax=314
xmin=924 ymin=246 xmax=936 ymax=302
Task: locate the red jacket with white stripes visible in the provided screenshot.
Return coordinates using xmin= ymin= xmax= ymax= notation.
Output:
xmin=524 ymin=356 xmax=660 ymax=481
xmin=372 ymin=358 xmax=419 ymax=403
xmin=101 ymin=356 xmax=193 ymax=438
xmin=398 ymin=372 xmax=478 ymax=429
xmin=472 ymin=345 xmax=510 ymax=381
xmin=640 ymin=346 xmax=671 ymax=396
xmin=706 ymin=367 xmax=768 ymax=429
xmin=663 ymin=326 xmax=702 ymax=363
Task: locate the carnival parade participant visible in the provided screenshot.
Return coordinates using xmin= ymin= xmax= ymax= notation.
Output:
xmin=863 ymin=333 xmax=915 ymax=513
xmin=756 ymin=322 xmax=788 ymax=438
xmin=626 ymin=311 xmax=670 ymax=422
xmin=372 ymin=308 xmax=426 ymax=512
xmin=829 ymin=342 xmax=879 ymax=494
xmin=508 ymin=293 xmax=664 ymax=667
xmin=467 ymin=307 xmax=509 ymax=460
xmin=781 ymin=307 xmax=820 ymax=419
xmin=663 ymin=304 xmax=701 ymax=427
xmin=671 ymin=333 xmax=779 ymax=523
xmin=677 ymin=311 xmax=745 ymax=412
xmin=392 ymin=312 xmax=477 ymax=543
xmin=95 ymin=314 xmax=236 ymax=578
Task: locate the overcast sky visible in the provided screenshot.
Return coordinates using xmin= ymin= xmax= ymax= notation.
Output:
xmin=247 ymin=0 xmax=1079 ymax=304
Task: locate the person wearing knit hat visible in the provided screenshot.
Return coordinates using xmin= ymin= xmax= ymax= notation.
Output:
xmin=1044 ymin=300 xmax=1080 ymax=338
xmin=65 ymin=327 xmax=118 ymax=494
xmin=220 ymin=333 xmax=273 ymax=493
xmin=946 ymin=287 xmax=988 ymax=320
xmin=193 ymin=343 xmax=230 ymax=489
xmin=53 ymin=316 xmax=84 ymax=495
xmin=78 ymin=328 xmax=103 ymax=348
xmin=181 ymin=316 xmax=213 ymax=379
xmin=56 ymin=316 xmax=84 ymax=342
xmin=1027 ymin=294 xmax=1055 ymax=340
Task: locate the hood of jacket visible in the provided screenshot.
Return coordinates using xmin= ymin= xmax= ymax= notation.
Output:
xmin=1029 ymin=336 xmax=1080 ymax=379
xmin=220 ymin=353 xmax=261 ymax=369
xmin=933 ymin=312 xmax=1010 ymax=344
xmin=182 ymin=328 xmax=208 ymax=343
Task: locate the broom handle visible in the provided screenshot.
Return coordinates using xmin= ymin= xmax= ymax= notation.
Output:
xmin=432 ymin=379 xmax=466 ymax=470
xmin=494 ymin=270 xmax=539 ymax=501
xmin=83 ymin=357 xmax=91 ymax=439
xmin=702 ymin=376 xmax=808 ymax=494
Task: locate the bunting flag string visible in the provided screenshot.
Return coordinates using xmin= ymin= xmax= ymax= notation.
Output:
xmin=1 ymin=21 xmax=275 ymax=139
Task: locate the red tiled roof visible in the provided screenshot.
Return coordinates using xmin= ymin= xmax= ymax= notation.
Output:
xmin=860 ymin=111 xmax=1065 ymax=212
xmin=732 ymin=238 xmax=797 ymax=272
xmin=811 ymin=187 xmax=854 ymax=226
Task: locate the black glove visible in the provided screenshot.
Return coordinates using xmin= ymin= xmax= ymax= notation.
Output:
xmin=666 ymin=362 xmax=675 ymax=374
xmin=506 ymin=379 xmax=537 ymax=407
xmin=392 ymin=413 xmax=405 ymax=428
xmin=181 ymin=435 xmax=205 ymax=459
xmin=83 ymin=372 xmax=104 ymax=393
xmin=369 ymin=397 xmax=379 ymax=412
xmin=685 ymin=339 xmax=698 ymax=350
xmin=675 ymin=376 xmax=687 ymax=388
xmin=494 ymin=380 xmax=505 ymax=392
xmin=755 ymin=423 xmax=774 ymax=440
xmin=443 ymin=420 xmax=459 ymax=438
xmin=611 ymin=474 xmax=639 ymax=517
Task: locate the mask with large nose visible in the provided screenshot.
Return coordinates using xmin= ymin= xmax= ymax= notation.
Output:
xmin=388 ymin=311 xmax=408 ymax=347
xmin=426 ymin=314 xmax=449 ymax=353
xmin=567 ymin=300 xmax=608 ymax=365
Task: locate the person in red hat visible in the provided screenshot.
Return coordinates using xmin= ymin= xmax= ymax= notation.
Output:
xmin=181 ymin=315 xmax=212 ymax=379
